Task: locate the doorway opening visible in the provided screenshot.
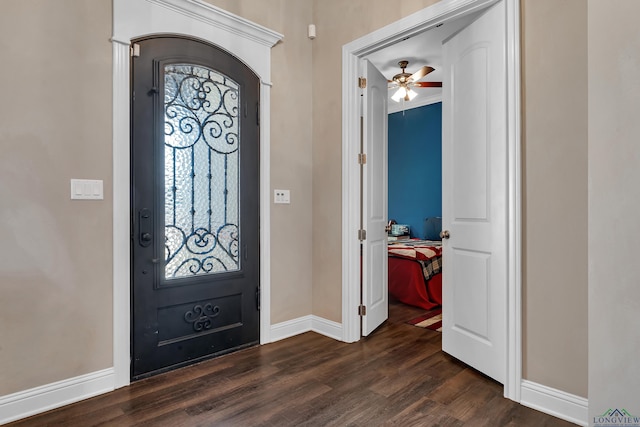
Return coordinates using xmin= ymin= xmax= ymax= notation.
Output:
xmin=341 ymin=0 xmax=522 ymax=401
xmin=384 ymin=102 xmax=443 ymax=323
xmin=112 ymin=0 xmax=282 ymax=388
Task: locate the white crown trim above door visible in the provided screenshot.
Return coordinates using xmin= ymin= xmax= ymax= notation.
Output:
xmin=112 ymin=0 xmax=282 ymax=389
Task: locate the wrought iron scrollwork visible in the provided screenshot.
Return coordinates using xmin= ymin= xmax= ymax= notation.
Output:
xmin=163 ymin=64 xmax=241 ymax=279
xmin=183 ymin=303 xmax=221 ymax=332
xmin=164 ymin=64 xmax=239 ymax=154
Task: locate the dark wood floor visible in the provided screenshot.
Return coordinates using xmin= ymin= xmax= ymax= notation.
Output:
xmin=10 ymin=300 xmax=573 ymax=426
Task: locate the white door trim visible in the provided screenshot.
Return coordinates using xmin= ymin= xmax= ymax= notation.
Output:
xmin=341 ymin=0 xmax=522 ymax=401
xmin=112 ymin=0 xmax=282 ymax=389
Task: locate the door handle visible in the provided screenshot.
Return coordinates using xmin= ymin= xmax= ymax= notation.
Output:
xmin=440 ymin=230 xmax=450 ymax=239
xmin=138 ymin=208 xmax=153 ymax=247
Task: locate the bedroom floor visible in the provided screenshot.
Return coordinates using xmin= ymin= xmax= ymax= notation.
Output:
xmin=9 ymin=300 xmax=573 ymax=427
xmin=388 ymin=296 xmax=433 ymax=325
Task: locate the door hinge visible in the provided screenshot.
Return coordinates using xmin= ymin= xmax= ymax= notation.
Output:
xmin=358 ymin=305 xmax=367 ymax=316
xmin=358 ymin=229 xmax=367 ymax=241
xmin=358 ymin=77 xmax=367 ymax=88
xmin=256 ymin=287 xmax=261 ymax=311
xmin=131 ymin=43 xmax=140 ymax=57
xmin=358 ymin=153 xmax=367 ymax=165
xmin=256 ymin=102 xmax=260 ymax=126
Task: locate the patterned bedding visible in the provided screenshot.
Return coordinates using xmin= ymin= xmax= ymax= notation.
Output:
xmin=388 ymin=240 xmax=443 ymax=309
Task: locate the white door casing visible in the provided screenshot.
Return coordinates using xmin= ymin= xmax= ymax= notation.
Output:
xmin=361 ymin=59 xmax=389 ymax=336
xmin=341 ymin=0 xmax=521 ymax=401
xmin=441 ymin=1 xmax=507 ymax=384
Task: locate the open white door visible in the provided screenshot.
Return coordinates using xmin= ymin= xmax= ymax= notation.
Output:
xmin=441 ymin=1 xmax=507 ymax=383
xmin=361 ymin=59 xmax=388 ymax=336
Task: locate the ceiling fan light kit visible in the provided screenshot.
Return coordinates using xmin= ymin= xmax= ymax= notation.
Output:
xmin=389 ymin=60 xmax=441 ymax=102
xmin=391 ymin=86 xmax=418 ymax=102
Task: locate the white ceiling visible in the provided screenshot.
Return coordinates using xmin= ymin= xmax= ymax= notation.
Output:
xmin=364 ymin=13 xmax=478 ymax=108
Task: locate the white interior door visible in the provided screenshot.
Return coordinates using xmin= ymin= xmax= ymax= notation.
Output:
xmin=361 ymin=59 xmax=388 ymax=336
xmin=441 ymin=1 xmax=507 ymax=383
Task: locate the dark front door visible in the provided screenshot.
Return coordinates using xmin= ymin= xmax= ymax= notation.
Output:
xmin=131 ymin=36 xmax=260 ymax=379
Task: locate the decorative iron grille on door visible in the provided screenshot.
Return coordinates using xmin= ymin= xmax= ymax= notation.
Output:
xmin=163 ymin=64 xmax=240 ymax=279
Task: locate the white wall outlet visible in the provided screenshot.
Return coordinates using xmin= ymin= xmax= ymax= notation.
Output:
xmin=71 ymin=179 xmax=104 ymax=200
xmin=274 ymin=189 xmax=290 ymax=204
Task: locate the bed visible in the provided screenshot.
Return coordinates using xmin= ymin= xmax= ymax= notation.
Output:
xmin=388 ymin=240 xmax=443 ymax=310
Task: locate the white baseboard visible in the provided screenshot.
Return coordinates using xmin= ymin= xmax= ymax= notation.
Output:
xmin=270 ymin=315 xmax=343 ymax=343
xmin=0 ymin=368 xmax=115 ymax=425
xmin=311 ymin=316 xmax=342 ymax=340
xmin=520 ymin=380 xmax=588 ymax=426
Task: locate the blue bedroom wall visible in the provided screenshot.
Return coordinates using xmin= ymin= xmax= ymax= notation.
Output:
xmin=388 ymin=102 xmax=442 ymax=239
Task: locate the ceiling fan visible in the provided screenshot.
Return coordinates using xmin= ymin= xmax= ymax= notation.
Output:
xmin=388 ymin=60 xmax=442 ymax=102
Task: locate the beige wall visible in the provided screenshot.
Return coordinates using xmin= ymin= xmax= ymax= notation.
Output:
xmin=206 ymin=0 xmax=442 ymax=324
xmin=311 ymin=0 xmax=441 ymax=322
xmin=0 ymin=0 xmax=592 ymax=405
xmin=588 ymin=0 xmax=640 ymax=420
xmin=0 ymin=0 xmax=113 ymax=395
xmin=521 ymin=0 xmax=588 ymax=397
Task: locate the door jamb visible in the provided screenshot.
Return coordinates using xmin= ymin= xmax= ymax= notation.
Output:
xmin=112 ymin=0 xmax=282 ymax=389
xmin=340 ymin=0 xmax=522 ymax=401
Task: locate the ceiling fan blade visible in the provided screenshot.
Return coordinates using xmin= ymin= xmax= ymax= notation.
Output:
xmin=413 ymin=81 xmax=443 ymax=88
xmin=409 ymin=66 xmax=435 ymax=82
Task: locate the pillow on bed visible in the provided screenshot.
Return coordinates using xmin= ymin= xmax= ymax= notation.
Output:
xmin=424 ymin=217 xmax=442 ymax=240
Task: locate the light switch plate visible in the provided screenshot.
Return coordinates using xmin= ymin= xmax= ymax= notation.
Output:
xmin=274 ymin=189 xmax=290 ymax=204
xmin=71 ymin=179 xmax=104 ymax=200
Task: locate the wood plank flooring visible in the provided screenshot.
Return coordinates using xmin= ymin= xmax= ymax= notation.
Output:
xmin=9 ymin=300 xmax=574 ymax=426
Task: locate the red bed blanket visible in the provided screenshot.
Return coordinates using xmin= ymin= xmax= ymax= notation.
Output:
xmin=388 ymin=241 xmax=443 ymax=310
